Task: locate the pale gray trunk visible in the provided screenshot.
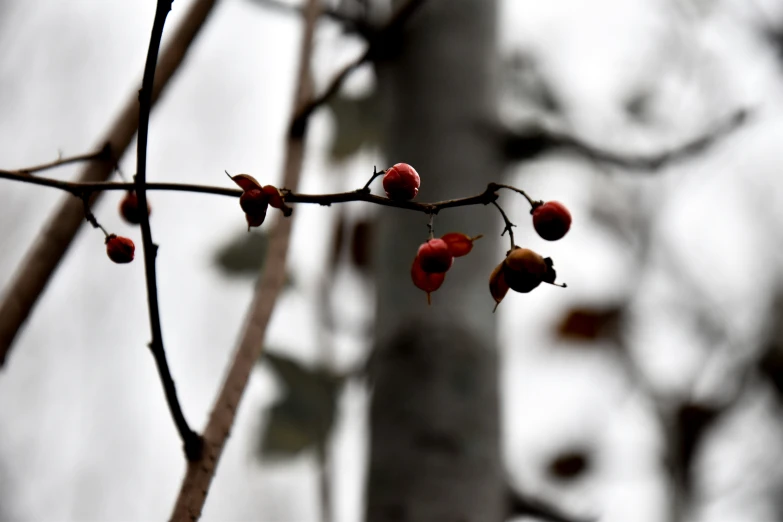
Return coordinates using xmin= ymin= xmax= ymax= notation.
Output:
xmin=367 ymin=1 xmax=505 ymax=521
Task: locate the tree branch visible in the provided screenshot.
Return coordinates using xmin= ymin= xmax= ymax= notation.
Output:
xmin=247 ymin=0 xmax=373 ymax=37
xmin=502 ymin=109 xmax=749 ymax=170
xmin=169 ymin=0 xmax=321 ymax=518
xmin=0 ymin=169 xmax=547 ymax=217
xmin=290 ymin=0 xmax=427 ymax=133
xmin=1 ymin=145 xmax=113 ymax=176
xmin=136 ymin=0 xmax=202 ymax=461
xmin=0 ymin=0 xmax=219 ymax=368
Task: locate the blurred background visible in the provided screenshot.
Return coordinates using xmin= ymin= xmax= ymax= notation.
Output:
xmin=2 ymin=0 xmax=783 ymax=520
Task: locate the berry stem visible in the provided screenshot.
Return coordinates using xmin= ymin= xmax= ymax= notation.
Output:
xmin=491 ymin=200 xmax=516 ymax=250
xmin=79 ymin=194 xmax=109 ymax=237
xmin=427 ymin=212 xmax=435 ymax=240
xmin=361 ymin=165 xmax=385 ymax=191
xmin=494 ymin=183 xmax=539 ymax=209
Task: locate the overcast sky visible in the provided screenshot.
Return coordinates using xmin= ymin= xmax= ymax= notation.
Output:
xmin=2 ymin=0 xmax=783 ymax=521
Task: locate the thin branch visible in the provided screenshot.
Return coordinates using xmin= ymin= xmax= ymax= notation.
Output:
xmin=248 ymin=0 xmax=372 ymax=37
xmin=136 ymin=0 xmax=202 ymax=461
xmin=492 ymin=200 xmax=516 ymax=250
xmin=508 ymin=488 xmax=596 ymax=522
xmin=170 ymin=0 xmax=322 ymax=519
xmin=502 ymin=109 xmax=749 ymax=170
xmin=0 ymin=0 xmax=219 ymax=368
xmin=290 ymin=0 xmax=427 ymax=133
xmin=0 ymin=170 xmax=545 ymax=217
xmin=1 ymin=145 xmax=112 ymax=176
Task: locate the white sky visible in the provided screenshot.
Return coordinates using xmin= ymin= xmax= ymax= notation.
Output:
xmin=2 ymin=0 xmax=783 ymax=521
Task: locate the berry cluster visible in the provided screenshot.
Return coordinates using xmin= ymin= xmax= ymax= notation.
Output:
xmin=380 ymin=163 xmax=571 ymax=308
xmin=101 ymin=162 xmax=572 ymax=312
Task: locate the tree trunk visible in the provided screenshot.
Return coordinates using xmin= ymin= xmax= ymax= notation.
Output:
xmin=367 ymin=1 xmax=505 ymax=521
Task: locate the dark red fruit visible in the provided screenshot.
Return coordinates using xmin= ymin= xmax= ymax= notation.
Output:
xmin=417 ymin=239 xmax=453 ymax=273
xmin=119 ymin=192 xmax=151 ymax=225
xmin=382 ymin=163 xmax=420 ymax=200
xmin=105 ymin=234 xmax=135 ymax=264
xmin=411 ymin=256 xmax=445 ymax=305
xmin=502 ymin=247 xmax=550 ymax=293
xmin=240 ymin=189 xmax=269 ymax=229
xmin=532 ymin=201 xmax=571 ymax=241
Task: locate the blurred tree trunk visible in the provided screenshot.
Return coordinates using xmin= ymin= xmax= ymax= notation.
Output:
xmin=367 ymin=1 xmax=505 ymax=521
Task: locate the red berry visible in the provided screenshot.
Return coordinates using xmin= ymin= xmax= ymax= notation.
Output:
xmin=532 ymin=201 xmax=571 ymax=241
xmin=119 ymin=191 xmax=151 ymax=225
xmin=105 ymin=234 xmax=135 ymax=264
xmin=411 ymin=256 xmax=445 ymax=305
xmin=417 ymin=238 xmax=453 ymax=273
xmin=440 ymin=232 xmax=482 ymax=258
xmin=501 ymin=247 xmax=552 ymax=293
xmin=382 ymin=163 xmax=420 ymax=200
xmin=240 ymin=189 xmax=269 ymax=229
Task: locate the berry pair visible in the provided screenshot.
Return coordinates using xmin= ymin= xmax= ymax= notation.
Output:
xmin=489 ymin=247 xmax=564 ymax=311
xmin=411 ymin=233 xmax=482 ymax=304
xmin=230 ymin=173 xmax=290 ymax=230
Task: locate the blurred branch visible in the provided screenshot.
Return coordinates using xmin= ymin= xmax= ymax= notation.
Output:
xmin=502 ymin=109 xmax=749 ymax=170
xmin=0 ymin=0 xmax=219 ymax=369
xmin=169 ymin=0 xmax=320 ymax=518
xmin=0 ymin=145 xmax=113 ymax=177
xmin=247 ymin=0 xmax=373 ymax=37
xmin=290 ymin=0 xmax=426 ymax=134
xmin=135 ymin=0 xmax=202 ymax=461
xmin=508 ymin=488 xmax=596 ymax=522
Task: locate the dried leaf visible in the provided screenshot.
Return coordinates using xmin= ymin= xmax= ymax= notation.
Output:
xmin=230 ymin=173 xmax=263 ymax=191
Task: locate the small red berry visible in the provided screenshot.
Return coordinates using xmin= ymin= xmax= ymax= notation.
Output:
xmin=240 ymin=189 xmax=269 ymax=215
xmin=119 ymin=191 xmax=151 ymax=225
xmin=532 ymin=201 xmax=571 ymax=241
xmin=417 ymin=239 xmax=453 ymax=273
xmin=382 ymin=163 xmax=420 ymax=200
xmin=105 ymin=234 xmax=135 ymax=264
xmin=411 ymin=256 xmax=445 ymax=305
xmin=440 ymin=232 xmax=482 ymax=258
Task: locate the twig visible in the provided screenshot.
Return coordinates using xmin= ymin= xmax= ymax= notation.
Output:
xmin=79 ymin=194 xmax=109 ymax=237
xmin=0 ymin=0 xmax=219 ymax=368
xmin=248 ymin=0 xmax=372 ymax=37
xmin=169 ymin=0 xmax=321 ymax=519
xmin=136 ymin=0 xmax=202 ymax=461
xmin=502 ymin=109 xmax=749 ymax=170
xmin=2 ymin=145 xmax=112 ymax=176
xmin=290 ymin=0 xmax=427 ymax=134
xmin=0 ymin=171 xmax=540 ymax=216
xmin=492 ymin=200 xmax=516 ymax=250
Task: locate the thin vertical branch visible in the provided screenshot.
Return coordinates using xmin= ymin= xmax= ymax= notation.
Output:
xmin=169 ymin=0 xmax=321 ymax=518
xmin=0 ymin=0 xmax=220 ymax=368
xmin=136 ymin=0 xmax=202 ymax=461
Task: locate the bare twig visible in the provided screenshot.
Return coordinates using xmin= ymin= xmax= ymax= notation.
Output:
xmin=169 ymin=0 xmax=321 ymax=518
xmin=290 ymin=0 xmax=427 ymax=133
xmin=136 ymin=0 xmax=202 ymax=462
xmin=0 ymin=145 xmax=112 ymax=177
xmin=248 ymin=0 xmax=372 ymax=37
xmin=491 ymin=200 xmax=516 ymax=250
xmin=0 ymin=0 xmax=219 ymax=368
xmin=502 ymin=109 xmax=749 ymax=170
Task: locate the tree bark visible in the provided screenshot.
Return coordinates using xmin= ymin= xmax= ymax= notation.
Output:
xmin=367 ymin=1 xmax=505 ymax=521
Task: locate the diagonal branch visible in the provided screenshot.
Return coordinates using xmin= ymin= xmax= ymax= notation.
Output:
xmin=135 ymin=0 xmax=202 ymax=461
xmin=0 ymin=0 xmax=220 ymax=368
xmin=1 ymin=145 xmax=113 ymax=176
xmin=170 ymin=0 xmax=321 ymax=518
xmin=502 ymin=109 xmax=749 ymax=170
